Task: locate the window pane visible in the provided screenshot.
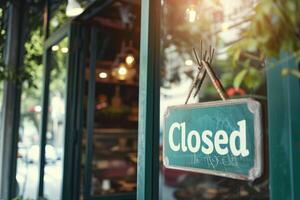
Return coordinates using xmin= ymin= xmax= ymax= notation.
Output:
xmin=16 ymin=24 xmax=44 ymax=199
xmin=86 ymin=31 xmax=139 ymax=197
xmin=81 ymin=2 xmax=141 ymax=197
xmin=159 ymin=1 xmax=269 ymax=200
xmin=43 ymin=37 xmax=69 ymax=200
xmin=0 ymin=6 xmax=6 ymax=131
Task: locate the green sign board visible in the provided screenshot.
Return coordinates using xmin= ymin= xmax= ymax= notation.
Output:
xmin=163 ymin=98 xmax=262 ymax=180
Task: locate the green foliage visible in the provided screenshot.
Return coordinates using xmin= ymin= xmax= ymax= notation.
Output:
xmin=0 ymin=2 xmax=68 ymax=88
xmin=19 ymin=12 xmax=69 ymax=133
xmin=229 ymin=0 xmax=300 ymax=76
xmin=234 ymin=69 xmax=248 ymax=89
xmin=0 ymin=7 xmax=6 ymax=98
xmin=281 ymin=67 xmax=300 ymax=78
xmin=0 ymin=8 xmax=42 ymax=89
xmin=17 ymin=23 xmax=44 ymax=133
xmin=16 ymin=6 xmax=68 ymax=133
xmin=253 ymin=0 xmax=300 ymax=57
xmin=162 ymin=0 xmax=300 ymax=98
xmin=49 ymin=2 xmax=68 ymax=34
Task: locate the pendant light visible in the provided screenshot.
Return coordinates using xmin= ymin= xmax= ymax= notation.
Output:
xmin=66 ymin=0 xmax=84 ymax=17
xmin=111 ymin=41 xmax=138 ymax=81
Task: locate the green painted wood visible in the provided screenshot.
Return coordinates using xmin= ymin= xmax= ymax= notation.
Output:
xmin=44 ymin=21 xmax=70 ymax=49
xmin=84 ymin=27 xmax=98 ymax=199
xmin=137 ymin=0 xmax=160 ymax=200
xmin=76 ymin=0 xmax=113 ymax=21
xmin=164 ymin=99 xmax=262 ymax=180
xmin=266 ymin=53 xmax=300 ymax=200
xmin=62 ymin=24 xmax=78 ymax=200
xmin=72 ymin=25 xmax=88 ymax=200
xmin=89 ymin=193 xmax=135 ymax=200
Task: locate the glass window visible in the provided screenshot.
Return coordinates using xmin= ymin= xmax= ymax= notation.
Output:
xmin=43 ymin=37 xmax=69 ymax=200
xmin=81 ymin=1 xmax=141 ymax=197
xmin=0 ymin=7 xmax=6 ymax=128
xmin=85 ymin=30 xmax=139 ymax=197
xmin=15 ymin=25 xmax=44 ymax=199
xmin=159 ymin=1 xmax=269 ymax=200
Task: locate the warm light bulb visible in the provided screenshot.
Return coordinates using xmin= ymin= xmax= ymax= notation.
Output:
xmin=186 ymin=5 xmax=197 ymax=23
xmin=66 ymin=0 xmax=84 ymax=17
xmin=51 ymin=45 xmax=59 ymax=51
xmin=125 ymin=54 xmax=135 ymax=66
xmin=118 ymin=65 xmax=128 ymax=76
xmin=61 ymin=47 xmax=69 ymax=53
xmin=99 ymin=72 xmax=108 ymax=79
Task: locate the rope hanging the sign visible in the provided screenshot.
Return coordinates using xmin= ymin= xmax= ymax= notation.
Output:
xmin=185 ymin=42 xmax=228 ymax=104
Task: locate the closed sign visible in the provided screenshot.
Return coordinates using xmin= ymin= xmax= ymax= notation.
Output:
xmin=163 ymin=98 xmax=263 ymax=180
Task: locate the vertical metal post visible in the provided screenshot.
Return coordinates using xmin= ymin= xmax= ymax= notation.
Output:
xmin=0 ymin=2 xmax=27 ymax=199
xmin=37 ymin=1 xmax=51 ymax=198
xmin=37 ymin=48 xmax=51 ymax=199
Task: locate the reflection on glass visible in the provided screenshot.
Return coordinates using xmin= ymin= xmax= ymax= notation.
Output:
xmin=43 ymin=37 xmax=69 ymax=200
xmin=0 ymin=80 xmax=3 ymax=124
xmin=84 ymin=29 xmax=140 ymax=196
xmin=90 ymin=74 xmax=139 ymax=196
xmin=160 ymin=0 xmax=268 ymax=200
xmin=0 ymin=8 xmax=5 ymax=132
xmin=16 ymin=26 xmax=44 ymax=199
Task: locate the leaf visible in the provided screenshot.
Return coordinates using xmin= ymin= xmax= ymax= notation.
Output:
xmin=243 ymin=68 xmax=264 ymax=90
xmin=281 ymin=68 xmax=289 ymax=76
xmin=290 ymin=69 xmax=300 ymax=78
xmin=234 ymin=69 xmax=248 ymax=89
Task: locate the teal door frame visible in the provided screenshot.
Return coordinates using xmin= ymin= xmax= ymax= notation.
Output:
xmin=266 ymin=53 xmax=300 ymax=200
xmin=137 ymin=0 xmax=160 ymax=200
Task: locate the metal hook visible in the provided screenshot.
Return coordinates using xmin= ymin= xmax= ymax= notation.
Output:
xmin=193 ymin=47 xmax=215 ymax=98
xmin=184 ymin=41 xmax=205 ymax=104
xmin=185 ymin=43 xmax=227 ymax=104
